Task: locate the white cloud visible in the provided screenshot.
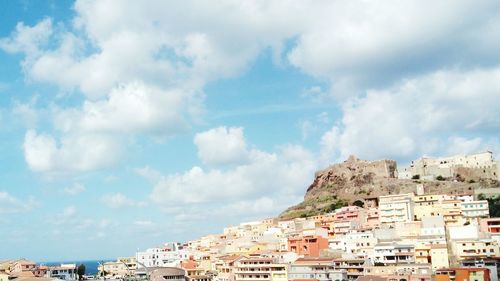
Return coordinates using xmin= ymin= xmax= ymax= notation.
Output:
xmin=23 ymin=130 xmax=122 ymax=175
xmin=0 ymin=192 xmax=35 ymax=214
xmin=2 ymin=1 xmax=500 ymax=176
xmin=319 ymin=67 xmax=500 ymax=163
xmin=288 ymin=1 xmax=500 ymax=96
xmin=151 ymin=127 xmax=317 ymax=219
xmin=52 ymin=81 xmax=191 ymax=136
xmin=0 ymin=18 xmax=52 ymax=57
xmin=63 ymin=183 xmax=86 ymax=195
xmin=12 ymin=96 xmax=39 ymax=128
xmin=193 ymin=126 xmax=249 ymax=166
xmin=101 ymin=193 xmax=146 ymax=209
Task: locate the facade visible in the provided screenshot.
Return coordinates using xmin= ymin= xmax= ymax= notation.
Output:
xmin=332 ymin=259 xmax=365 ymax=280
xmin=378 ymin=194 xmax=414 ymax=226
xmin=461 ymin=200 xmax=490 ymax=222
xmin=234 ymin=258 xmax=287 ymax=281
xmin=398 ymin=151 xmax=499 ymax=181
xmin=451 ymin=239 xmax=500 ymax=261
xmin=333 ymin=206 xmax=367 ymax=235
xmin=480 ymin=218 xmax=500 ymax=234
xmin=363 ymin=264 xmax=432 ymax=281
xmin=137 ymin=244 xmax=189 ymax=268
xmin=288 ymin=257 xmax=347 ymax=281
xmin=436 ymin=268 xmax=491 ymax=281
xmin=365 ymin=208 xmax=380 ymax=230
xmin=98 ymin=257 xmax=137 ymax=277
xmin=288 ymin=235 xmax=329 ymax=257
xmin=48 ymin=264 xmax=77 ymax=280
xmin=149 ymin=267 xmax=186 ymax=281
xmin=373 ymin=243 xmax=415 ymax=265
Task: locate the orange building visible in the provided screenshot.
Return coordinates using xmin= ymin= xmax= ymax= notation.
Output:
xmin=435 ymin=268 xmax=490 ymax=281
xmin=287 ymin=235 xmax=329 ymax=257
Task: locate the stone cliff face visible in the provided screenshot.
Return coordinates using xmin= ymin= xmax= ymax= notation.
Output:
xmin=279 ymin=155 xmax=499 ymax=219
xmin=305 ymin=155 xmax=397 ymax=199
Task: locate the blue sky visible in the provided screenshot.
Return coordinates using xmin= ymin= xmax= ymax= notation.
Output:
xmin=1 ymin=0 xmax=499 ymax=261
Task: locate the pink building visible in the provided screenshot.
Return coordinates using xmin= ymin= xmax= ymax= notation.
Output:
xmin=333 ymin=206 xmax=367 ymax=235
xmin=364 ymin=208 xmax=380 ymax=229
xmin=480 ymin=218 xmax=500 ymax=234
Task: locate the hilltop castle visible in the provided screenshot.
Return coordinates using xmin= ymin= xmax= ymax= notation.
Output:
xmin=398 ymin=151 xmax=499 ymax=181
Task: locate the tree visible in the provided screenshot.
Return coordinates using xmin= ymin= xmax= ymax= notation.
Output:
xmin=411 ymin=174 xmax=420 ymax=180
xmin=77 ymin=264 xmax=86 ymax=281
xmin=352 ymin=200 xmax=364 ymax=208
xmin=436 ymin=175 xmax=445 ymax=181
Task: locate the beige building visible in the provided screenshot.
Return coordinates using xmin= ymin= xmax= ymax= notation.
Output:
xmin=234 ymin=258 xmax=287 ymax=281
xmin=414 ymin=244 xmax=449 ymax=270
xmin=451 ymin=239 xmax=500 ymax=261
xmin=379 ymin=193 xmax=414 ymax=227
xmin=398 ymin=151 xmax=499 ymax=180
xmin=98 ymin=257 xmax=136 ymax=277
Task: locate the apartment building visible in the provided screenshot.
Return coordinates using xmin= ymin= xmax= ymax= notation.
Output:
xmin=378 ymin=194 xmax=414 ymax=226
xmin=348 ymin=231 xmax=378 ymax=259
xmin=364 ymin=264 xmax=432 ymax=281
xmin=98 ymin=257 xmax=137 ymax=277
xmin=332 ymin=259 xmax=365 ymax=280
xmin=451 ymin=239 xmax=500 ymax=261
xmin=214 ymin=255 xmax=243 ymax=281
xmin=136 ymin=244 xmax=189 ymax=268
xmin=414 ymin=244 xmax=449 ymax=270
xmin=234 ymin=258 xmax=287 ymax=281
xmin=374 ymin=243 xmax=415 ymax=265
xmin=436 ymin=268 xmax=491 ymax=281
xmin=333 ymin=206 xmax=367 ymax=235
xmin=480 ymin=218 xmax=500 ymax=234
xmin=288 ymin=257 xmax=347 ymax=281
xmin=47 ymin=264 xmax=77 ymax=280
xmin=462 ymin=200 xmax=489 ymax=220
xmin=288 ymin=235 xmax=329 ymax=257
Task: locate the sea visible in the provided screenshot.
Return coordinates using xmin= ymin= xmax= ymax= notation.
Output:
xmin=42 ymin=260 xmax=112 ymax=276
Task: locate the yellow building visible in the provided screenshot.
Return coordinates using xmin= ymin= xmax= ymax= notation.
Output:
xmin=413 ymin=194 xmax=454 ymax=220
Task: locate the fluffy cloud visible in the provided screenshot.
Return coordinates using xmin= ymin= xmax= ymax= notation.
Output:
xmin=288 ymin=1 xmax=500 ymax=96
xmin=150 ymin=127 xmax=317 ymax=219
xmin=101 ymin=193 xmax=146 ymax=209
xmin=320 ymin=67 xmax=500 ymax=162
xmin=23 ymin=130 xmax=122 ymax=175
xmin=0 ymin=192 xmax=35 ymax=214
xmin=194 ymin=126 xmax=249 ymax=165
xmin=3 ymin=1 xmax=500 ymax=175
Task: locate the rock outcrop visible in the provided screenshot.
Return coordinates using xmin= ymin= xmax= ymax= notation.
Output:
xmin=280 ymin=155 xmax=499 ymax=219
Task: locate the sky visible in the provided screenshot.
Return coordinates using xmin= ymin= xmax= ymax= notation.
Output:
xmin=0 ymin=0 xmax=499 ymax=262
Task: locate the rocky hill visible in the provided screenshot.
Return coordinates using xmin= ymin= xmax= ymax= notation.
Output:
xmin=280 ymin=155 xmax=499 ymax=219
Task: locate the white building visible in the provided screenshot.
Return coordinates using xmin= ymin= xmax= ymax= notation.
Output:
xmin=461 ymin=200 xmax=489 ymax=221
xmin=48 ymin=264 xmax=77 ymax=280
xmin=136 ymin=243 xmax=189 ymax=269
xmin=374 ymin=243 xmax=415 ymax=265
